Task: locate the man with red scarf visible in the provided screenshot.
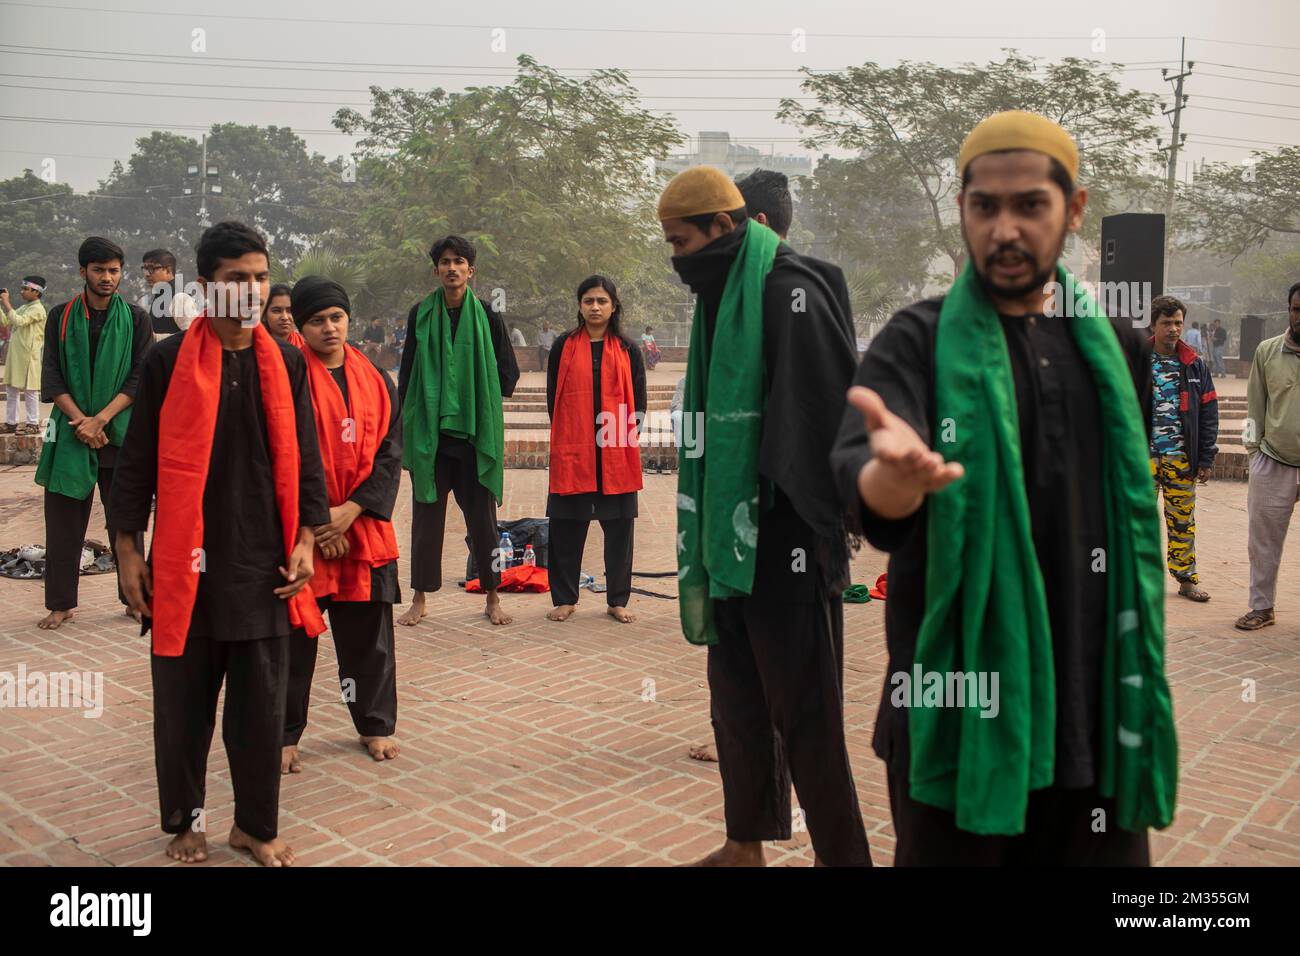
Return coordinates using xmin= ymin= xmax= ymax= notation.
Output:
xmin=280 ymin=276 xmax=403 ymax=774
xmin=545 ymin=275 xmax=646 ymax=623
xmin=111 ymin=221 xmax=330 ymax=868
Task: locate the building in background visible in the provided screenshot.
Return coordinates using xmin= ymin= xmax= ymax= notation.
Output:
xmin=657 ymin=131 xmax=812 ymax=181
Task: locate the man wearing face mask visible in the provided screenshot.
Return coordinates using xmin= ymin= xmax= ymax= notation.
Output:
xmin=659 ymin=165 xmax=869 ymax=867
xmin=832 ymin=112 xmax=1175 ymax=864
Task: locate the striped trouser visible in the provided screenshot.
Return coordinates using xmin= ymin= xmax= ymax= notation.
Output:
xmin=1152 ymin=453 xmax=1197 ymax=583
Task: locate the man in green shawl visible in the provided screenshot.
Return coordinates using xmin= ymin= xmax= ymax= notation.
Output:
xmin=662 ymin=165 xmax=871 ymax=867
xmin=36 ymin=236 xmax=152 ymax=630
xmin=832 ymin=111 xmax=1178 ymax=864
xmin=396 ymin=235 xmax=519 ymax=627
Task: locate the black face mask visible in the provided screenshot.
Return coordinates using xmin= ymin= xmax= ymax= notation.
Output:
xmin=670 ymin=222 xmax=748 ymax=301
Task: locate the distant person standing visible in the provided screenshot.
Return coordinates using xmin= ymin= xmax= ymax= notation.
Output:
xmin=141 ymin=249 xmax=199 ymax=341
xmin=1210 ymin=319 xmax=1228 ymax=377
xmin=1148 ymin=296 xmax=1217 ymax=603
xmin=510 ymin=324 xmax=527 ymax=347
xmin=1183 ymin=320 xmax=1202 ymax=355
xmin=1236 ymin=282 xmax=1300 ymax=631
xmin=537 ymin=320 xmax=556 ymax=372
xmin=0 ymin=277 xmax=47 ymax=436
xmin=641 ymin=325 xmax=661 ymax=370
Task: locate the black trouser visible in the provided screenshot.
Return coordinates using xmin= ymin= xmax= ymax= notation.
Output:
xmin=886 ymin=763 xmax=1150 ymax=866
xmin=43 ymin=466 xmax=141 ymax=611
xmin=707 ymin=591 xmax=871 ymax=866
xmin=152 ymin=632 xmax=288 ymax=843
xmin=548 ymin=516 xmax=634 ymax=607
xmin=284 ymin=600 xmax=398 ymax=746
xmin=409 ymin=450 xmax=501 ymax=592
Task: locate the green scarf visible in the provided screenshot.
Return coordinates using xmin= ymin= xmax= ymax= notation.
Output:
xmin=402 ymin=287 xmax=505 ymax=504
xmin=677 ymin=221 xmax=780 ymax=645
xmin=909 ymin=262 xmax=1177 ymax=835
xmin=35 ymin=292 xmax=135 ymax=499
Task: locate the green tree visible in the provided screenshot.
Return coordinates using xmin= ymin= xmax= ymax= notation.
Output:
xmin=0 ymin=171 xmax=86 ymax=302
xmin=778 ymin=52 xmax=1161 ymax=278
xmin=333 ymin=54 xmax=684 ymax=333
xmin=797 ymin=153 xmax=933 ymax=301
xmin=1182 ymin=147 xmax=1300 ymax=257
xmin=89 ymin=125 xmax=356 ymax=280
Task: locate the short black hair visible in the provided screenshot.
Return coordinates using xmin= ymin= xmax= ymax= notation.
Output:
xmin=681 ymin=206 xmax=749 ymax=236
xmin=78 ymin=236 xmax=125 ymax=268
xmin=268 ymin=282 xmax=292 ymax=302
xmin=736 ymin=169 xmax=793 ymax=237
xmin=1287 ymin=281 xmax=1300 ymax=306
xmin=1151 ymin=295 xmax=1187 ymax=321
xmin=429 ymin=235 xmax=476 ymax=267
xmin=196 ymin=220 xmax=268 ymax=280
xmin=961 ymin=153 xmax=1075 ymax=202
xmin=142 ymin=248 xmax=177 ymax=271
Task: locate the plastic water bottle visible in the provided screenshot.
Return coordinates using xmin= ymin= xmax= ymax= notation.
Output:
xmin=499 ymin=531 xmax=514 ymax=568
xmin=523 ymin=544 xmax=536 ymax=567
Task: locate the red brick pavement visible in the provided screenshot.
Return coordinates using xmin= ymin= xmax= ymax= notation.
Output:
xmin=0 ymin=462 xmax=1296 ymax=867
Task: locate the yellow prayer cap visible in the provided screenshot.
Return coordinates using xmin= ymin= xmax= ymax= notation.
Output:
xmin=657 ymin=165 xmax=746 ymax=222
xmin=958 ymin=111 xmax=1079 ymax=182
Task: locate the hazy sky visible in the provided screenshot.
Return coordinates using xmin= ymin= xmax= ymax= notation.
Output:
xmin=0 ymin=0 xmax=1296 ymax=193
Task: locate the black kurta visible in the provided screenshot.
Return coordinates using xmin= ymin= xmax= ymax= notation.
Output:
xmin=673 ymin=222 xmax=871 ymax=866
xmin=545 ymin=329 xmax=647 ymax=520
xmin=396 ymin=297 xmax=520 ymax=404
xmin=111 ymin=333 xmax=331 ymax=640
xmin=830 ymin=297 xmax=1152 ymax=790
xmin=672 ymin=222 xmax=859 ymax=595
xmin=41 ymin=296 xmax=153 ymax=468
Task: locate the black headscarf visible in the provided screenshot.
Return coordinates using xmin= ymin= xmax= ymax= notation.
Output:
xmin=290 ymin=275 xmax=350 ymax=328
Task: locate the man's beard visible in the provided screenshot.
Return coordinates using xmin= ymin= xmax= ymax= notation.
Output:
xmin=965 ymin=225 xmax=1068 ymax=304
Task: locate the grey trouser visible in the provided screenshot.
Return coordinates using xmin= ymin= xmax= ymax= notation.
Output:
xmin=1247 ymin=451 xmax=1300 ymax=611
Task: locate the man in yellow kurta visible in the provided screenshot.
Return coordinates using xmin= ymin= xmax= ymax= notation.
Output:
xmin=0 ymin=276 xmax=47 ymax=435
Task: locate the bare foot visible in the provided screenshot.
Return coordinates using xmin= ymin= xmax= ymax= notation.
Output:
xmin=688 ymin=743 xmax=718 ymax=762
xmin=547 ymin=604 xmax=576 ymax=621
xmin=124 ymin=607 xmax=142 ymax=623
xmin=397 ymin=593 xmax=427 ymax=627
xmin=485 ymin=592 xmax=512 ymax=625
xmin=607 ymin=606 xmax=635 ymax=623
xmin=281 ymin=745 xmax=302 ymax=774
xmin=360 ymin=735 xmax=400 ymax=761
xmin=37 ymin=609 xmax=74 ymax=630
xmin=685 ymin=839 xmax=765 ymax=867
xmin=164 ymin=829 xmax=208 ymax=864
xmin=228 ymin=824 xmax=295 ymax=867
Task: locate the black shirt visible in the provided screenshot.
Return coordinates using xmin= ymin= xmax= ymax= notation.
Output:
xmin=544 ymin=329 xmax=647 ymax=520
xmin=396 ymin=297 xmax=520 ymax=404
xmin=40 ymin=295 xmax=153 ymax=469
xmin=111 ymin=334 xmax=331 ymax=640
xmin=671 ymin=223 xmax=859 ymax=597
xmin=830 ymin=297 xmax=1153 ymax=788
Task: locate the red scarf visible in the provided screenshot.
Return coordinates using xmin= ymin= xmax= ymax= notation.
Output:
xmin=301 ymin=342 xmax=399 ymax=601
xmin=286 ymin=329 xmax=306 ymax=349
xmin=549 ymin=331 xmax=643 ymax=496
xmin=151 ymin=316 xmax=326 ymax=656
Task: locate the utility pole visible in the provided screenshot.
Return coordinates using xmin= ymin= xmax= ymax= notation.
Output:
xmin=1158 ymin=37 xmax=1193 ymax=256
xmin=183 ymin=134 xmax=221 ymax=227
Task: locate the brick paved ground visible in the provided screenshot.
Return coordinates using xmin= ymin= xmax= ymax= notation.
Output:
xmin=0 ymin=371 xmax=1296 ymax=866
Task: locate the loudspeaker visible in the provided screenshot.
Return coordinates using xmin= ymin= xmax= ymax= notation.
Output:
xmin=1239 ymin=315 xmax=1267 ymax=363
xmin=1100 ymin=213 xmax=1165 ymax=323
